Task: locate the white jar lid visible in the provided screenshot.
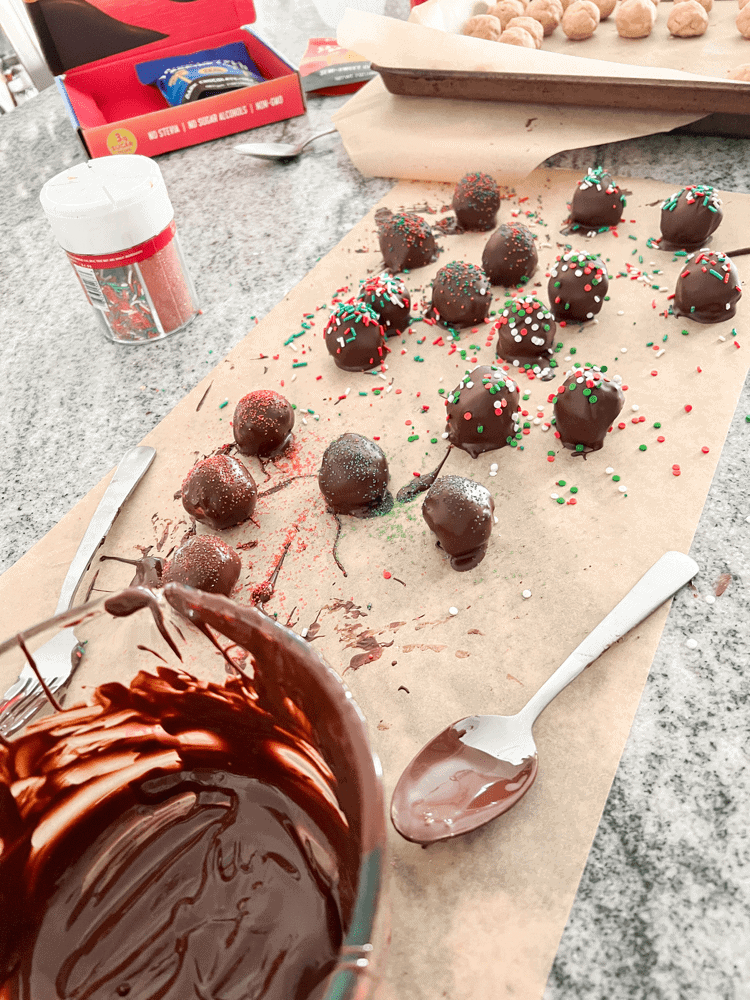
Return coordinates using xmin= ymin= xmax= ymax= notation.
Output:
xmin=40 ymin=155 xmax=174 ymax=255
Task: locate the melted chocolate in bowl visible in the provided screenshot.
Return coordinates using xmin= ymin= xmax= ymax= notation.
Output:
xmin=0 ymin=586 xmax=385 ymax=1000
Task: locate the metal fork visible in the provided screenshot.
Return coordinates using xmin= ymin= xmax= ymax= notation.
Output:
xmin=0 ymin=445 xmax=156 ymax=737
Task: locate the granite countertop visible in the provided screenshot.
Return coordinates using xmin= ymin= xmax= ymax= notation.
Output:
xmin=0 ymin=1 xmax=749 ymax=997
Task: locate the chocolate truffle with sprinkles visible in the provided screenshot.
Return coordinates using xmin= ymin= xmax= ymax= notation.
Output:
xmin=378 ymin=210 xmax=437 ymax=272
xmin=233 ymin=389 xmax=294 ymax=457
xmin=181 ymin=454 xmax=257 ymax=531
xmin=423 ymin=475 xmax=496 ymax=571
xmin=357 ymin=271 xmax=411 ymax=335
xmin=569 ymin=166 xmax=625 ymax=231
xmin=324 ymin=301 xmax=387 ymax=371
xmin=319 ymin=433 xmax=390 ymax=517
xmin=494 ymin=295 xmax=556 ymax=374
xmin=553 ymin=364 xmax=624 ymax=455
xmin=548 ymin=250 xmax=609 ymax=323
xmin=445 ymin=364 xmax=521 ymax=458
xmin=430 ymin=261 xmax=492 ymax=329
xmin=673 ymin=248 xmax=742 ymax=324
xmin=452 ymin=171 xmax=501 ymax=231
xmin=163 ymin=534 xmax=242 ymax=595
xmin=660 ymin=185 xmax=723 ymax=248
xmin=481 ymin=222 xmax=538 ymax=286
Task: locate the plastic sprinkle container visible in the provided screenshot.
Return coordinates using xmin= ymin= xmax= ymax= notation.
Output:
xmin=40 ymin=156 xmax=199 ymax=344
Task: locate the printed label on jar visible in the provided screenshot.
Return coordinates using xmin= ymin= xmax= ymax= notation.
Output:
xmin=72 ymin=261 xmax=165 ymax=341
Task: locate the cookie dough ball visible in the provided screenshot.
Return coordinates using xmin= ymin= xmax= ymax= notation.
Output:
xmin=616 ymin=0 xmax=655 ymax=36
xmin=500 ymin=25 xmax=538 ymax=43
xmin=506 ymin=14 xmax=545 ymax=43
xmin=674 ymin=0 xmax=712 ymax=10
xmin=562 ymin=0 xmax=600 ymax=38
xmin=669 ymin=2 xmax=708 ymax=34
xmin=463 ymin=13 xmax=504 ymax=39
xmin=740 ymin=0 xmax=750 ymax=10
xmin=729 ymin=63 xmax=750 ymax=79
xmin=590 ymin=0 xmax=616 ymax=16
xmin=738 ymin=3 xmax=750 ymax=34
xmin=487 ymin=0 xmax=526 ymax=27
xmin=526 ymin=0 xmax=563 ymax=33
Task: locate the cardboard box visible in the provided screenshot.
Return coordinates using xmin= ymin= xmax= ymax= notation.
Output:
xmin=26 ymin=0 xmax=306 ymax=156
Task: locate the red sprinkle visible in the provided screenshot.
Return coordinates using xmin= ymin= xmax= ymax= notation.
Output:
xmin=657 ymin=436 xmax=665 ymax=443
xmin=547 ymin=456 xmax=555 ymax=463
xmin=672 ymin=469 xmax=681 ymax=477
xmin=684 ymin=404 xmax=693 ymax=413
xmin=701 ymin=446 xmax=710 ymax=454
xmin=651 ymin=370 xmax=658 ymax=376
xmin=383 ymin=570 xmax=392 ymax=579
xmin=618 ymin=422 xmax=626 ymax=430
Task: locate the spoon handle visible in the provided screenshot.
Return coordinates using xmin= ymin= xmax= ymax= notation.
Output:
xmin=298 ymin=126 xmax=337 ymax=152
xmin=520 ymin=551 xmax=698 ymax=725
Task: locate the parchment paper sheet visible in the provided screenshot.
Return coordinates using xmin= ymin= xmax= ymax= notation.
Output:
xmin=334 ymin=9 xmax=711 ymax=181
xmin=1 ymin=170 xmax=748 ymax=999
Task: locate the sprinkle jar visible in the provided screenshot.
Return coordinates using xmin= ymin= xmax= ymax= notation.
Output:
xmin=40 ymin=156 xmax=199 ymax=344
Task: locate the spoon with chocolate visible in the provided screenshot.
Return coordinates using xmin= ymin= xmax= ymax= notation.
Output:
xmin=391 ymin=551 xmax=698 ymax=844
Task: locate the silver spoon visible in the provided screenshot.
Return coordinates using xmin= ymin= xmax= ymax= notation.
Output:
xmin=391 ymin=550 xmax=699 ymax=844
xmin=234 ymin=126 xmax=337 ymax=160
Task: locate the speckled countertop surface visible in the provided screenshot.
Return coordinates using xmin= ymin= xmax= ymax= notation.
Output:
xmin=1 ymin=1 xmax=749 ymax=997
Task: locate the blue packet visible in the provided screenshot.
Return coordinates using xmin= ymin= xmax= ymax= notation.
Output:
xmin=137 ymin=42 xmax=264 ymax=106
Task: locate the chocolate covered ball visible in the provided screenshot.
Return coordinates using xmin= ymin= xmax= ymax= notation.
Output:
xmin=481 ymin=222 xmax=538 ymax=286
xmin=233 ymin=390 xmax=294 ymax=457
xmin=570 ymin=166 xmax=625 ymax=231
xmin=553 ymin=364 xmax=624 ymax=454
xmin=445 ymin=364 xmax=521 ymax=458
xmin=423 ymin=476 xmax=495 ymax=572
xmin=430 ymin=261 xmax=492 ymax=329
xmin=452 ymin=172 xmax=501 ymax=231
xmin=358 ymin=271 xmax=411 ymax=335
xmin=660 ymin=185 xmax=723 ymax=248
xmin=163 ymin=535 xmax=242 ymax=595
xmin=378 ymin=210 xmax=437 ymax=272
xmin=181 ymin=455 xmax=257 ymax=531
xmin=324 ymin=302 xmax=387 ymax=372
xmin=494 ymin=295 xmax=556 ymax=373
xmin=548 ymin=250 xmax=609 ymax=322
xmin=319 ymin=433 xmax=390 ymax=517
xmin=673 ymin=249 xmax=742 ymax=324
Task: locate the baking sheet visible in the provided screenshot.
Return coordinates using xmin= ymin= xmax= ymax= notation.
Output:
xmin=1 ymin=169 xmax=748 ymax=999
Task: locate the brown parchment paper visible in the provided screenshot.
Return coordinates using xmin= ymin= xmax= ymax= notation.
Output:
xmin=333 ymin=9 xmax=710 ymax=182
xmin=1 ymin=170 xmax=748 ymax=1000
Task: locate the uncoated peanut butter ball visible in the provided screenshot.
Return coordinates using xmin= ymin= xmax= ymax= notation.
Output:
xmin=562 ymin=0 xmax=600 ymax=39
xmin=668 ymin=2 xmax=709 ymax=37
xmin=526 ymin=0 xmax=563 ymax=33
xmin=500 ymin=25 xmax=538 ymax=44
xmin=737 ymin=3 xmax=750 ymax=34
xmin=616 ymin=0 xmax=655 ymax=36
xmin=506 ymin=15 xmax=544 ymax=43
xmin=463 ymin=13 xmax=504 ymax=39
xmin=486 ymin=0 xmax=526 ymax=28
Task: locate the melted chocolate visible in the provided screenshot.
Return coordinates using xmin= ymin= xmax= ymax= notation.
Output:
xmin=672 ymin=248 xmax=742 ymax=324
xmin=390 ymin=720 xmax=538 ymax=843
xmin=660 ymin=184 xmax=722 ymax=249
xmin=181 ymin=454 xmax=257 ymax=530
xmin=494 ymin=295 xmax=556 ymax=374
xmin=233 ymin=390 xmax=294 ymax=458
xmin=553 ymin=364 xmax=625 ymax=455
xmin=0 ymin=590 xmax=384 ymax=1000
xmin=422 ymin=476 xmax=495 ymax=571
xmin=395 ymin=446 xmax=452 ymax=503
xmin=569 ymin=167 xmax=625 ymax=231
xmin=445 ymin=365 xmax=521 ymax=458
xmin=357 ymin=272 xmax=411 ymax=335
xmin=99 ymin=554 xmax=165 ymax=589
xmin=324 ymin=302 xmax=387 ymax=372
xmin=377 ymin=210 xmax=437 ymax=272
xmin=162 ymin=535 xmax=241 ymax=595
xmin=481 ymin=222 xmax=538 ymax=286
xmin=319 ymin=434 xmax=390 ymax=517
xmin=429 ymin=261 xmax=491 ymax=329
xmin=548 ymin=250 xmax=609 ymax=323
xmin=452 ymin=172 xmax=501 ymax=231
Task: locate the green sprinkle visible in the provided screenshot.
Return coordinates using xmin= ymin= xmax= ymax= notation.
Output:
xmin=639 ymin=444 xmax=647 ymax=452
xmin=662 ymin=334 xmax=668 ymax=342
xmin=556 ymin=497 xmax=565 ymax=505
xmin=570 ymin=486 xmax=578 ymax=494
xmin=438 ymin=387 xmax=445 ymax=394
xmin=628 ymin=234 xmax=637 ymax=240
xmin=431 ymin=437 xmax=438 ymax=444
xmin=681 ymin=329 xmax=690 ymax=336
xmin=612 ymin=474 xmax=621 ymax=482
xmin=646 ymin=341 xmax=654 ymax=347
xmin=413 ymin=355 xmax=425 ymax=362
xmin=583 ymin=388 xmax=591 ymax=397
xmin=654 ymin=421 xmax=661 ymax=428
xmin=575 ymin=444 xmax=584 ymax=452
xmin=292 ymin=362 xmax=307 ymax=368
xmin=219 ymin=400 xmax=228 ymax=409
xmin=408 ymin=434 xmax=419 ymax=442
xmin=570 ymin=347 xmax=577 ymax=355
xmin=523 ymin=393 xmax=531 ymax=401
xmin=547 ymin=450 xmax=555 ymax=457
xmin=359 ymin=391 xmax=368 ymax=397
xmin=589 ymin=395 xmax=597 ymax=403
xmin=477 ymin=425 xmax=484 ymax=433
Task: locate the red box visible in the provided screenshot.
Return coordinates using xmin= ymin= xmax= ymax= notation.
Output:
xmin=28 ymin=0 xmax=306 ymax=156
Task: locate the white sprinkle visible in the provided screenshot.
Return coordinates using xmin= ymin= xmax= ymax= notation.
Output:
xmin=655 ymin=349 xmax=665 ymax=358
xmin=301 ymin=627 xmax=309 ymax=638
xmin=618 ymin=485 xmax=628 ymax=493
xmin=442 ymin=432 xmax=450 ymax=439
xmin=617 ymin=310 xmax=625 ymax=316
xmin=620 ymin=347 xmax=628 ymax=353
xmin=493 ymin=515 xmax=499 ymax=523
xmin=564 ymin=355 xmax=572 ymax=361
xmin=490 ymin=463 xmax=498 ymax=471
xmin=719 ymin=336 xmax=726 ymax=342
xmin=550 ymin=493 xmax=559 ymax=499
xmin=541 ymin=423 xmax=550 ymax=432
xmin=489 ymin=470 xmax=497 ymax=477
xmin=685 ymin=638 xmax=698 ymax=650
xmin=291 ymin=374 xmax=297 ymax=382
xmin=605 ymin=467 xmax=614 ymax=474
xmin=522 ymin=590 xmax=532 ymax=599
xmin=449 ymin=606 xmax=459 ymax=616
xmin=302 ymin=417 xmax=308 ymax=425
xmin=533 ymin=417 xmax=541 ymax=425
xmin=705 ymin=594 xmax=716 ymax=605
xmin=631 ymin=404 xmax=640 ymax=412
